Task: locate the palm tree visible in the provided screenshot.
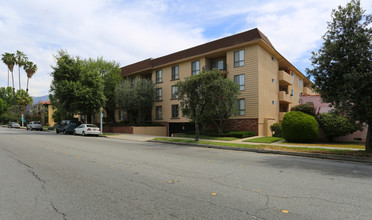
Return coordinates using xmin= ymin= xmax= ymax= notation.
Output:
xmin=1 ymin=52 xmax=17 ymax=102
xmin=16 ymin=50 xmax=28 ymax=91
xmin=23 ymin=61 xmax=37 ymax=94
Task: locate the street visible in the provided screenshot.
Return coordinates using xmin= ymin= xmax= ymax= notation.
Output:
xmin=0 ymin=127 xmax=371 ymax=219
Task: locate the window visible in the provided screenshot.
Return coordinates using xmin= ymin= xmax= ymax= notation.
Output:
xmin=291 ymin=72 xmax=294 ymax=83
xmin=234 ymin=74 xmax=245 ymax=90
xmin=291 ymin=89 xmax=295 ymax=99
xmin=118 ymin=109 xmax=127 ymax=121
xmin=156 ymin=88 xmax=162 ymax=101
xmin=171 ymin=86 xmax=178 ymax=99
xmin=172 ymin=66 xmax=179 ymax=80
xmin=299 ymin=78 xmax=302 ymax=88
xmin=234 ymin=50 xmax=244 ymax=67
xmin=192 ymin=61 xmax=200 ymax=75
xmin=171 ymin=105 xmax=179 ymax=118
xmin=156 ymin=70 xmax=162 ymax=83
xmin=155 ymin=106 xmax=162 ymax=120
xmin=272 ymin=79 xmax=275 ymax=83
xmin=272 ymin=101 xmax=276 ymax=105
xmin=236 ymin=99 xmax=245 ymax=116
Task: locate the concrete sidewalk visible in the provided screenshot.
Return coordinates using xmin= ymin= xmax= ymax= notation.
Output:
xmin=104 ymin=133 xmax=361 ymax=151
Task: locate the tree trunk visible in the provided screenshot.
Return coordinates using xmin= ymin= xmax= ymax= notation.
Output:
xmin=11 ymin=71 xmax=15 ymax=105
xmin=7 ymin=69 xmax=9 ymax=88
xmin=18 ymin=66 xmax=21 ymax=90
xmin=366 ymin=123 xmax=372 ymax=152
xmin=26 ymin=77 xmax=29 ymax=94
xmin=195 ymin=120 xmax=200 ymax=142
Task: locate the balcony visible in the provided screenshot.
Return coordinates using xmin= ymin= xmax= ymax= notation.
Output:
xmin=279 ymin=91 xmax=292 ymax=103
xmin=279 ymin=70 xmax=292 ymax=86
xmin=303 ymin=86 xmax=312 ymax=95
xmin=203 ymin=62 xmax=228 ymax=75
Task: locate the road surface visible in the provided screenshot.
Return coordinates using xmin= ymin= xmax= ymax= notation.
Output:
xmin=0 ymin=127 xmax=371 ymax=219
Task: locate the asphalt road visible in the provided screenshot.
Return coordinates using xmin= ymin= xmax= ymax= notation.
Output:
xmin=1 ymin=127 xmax=372 ymax=220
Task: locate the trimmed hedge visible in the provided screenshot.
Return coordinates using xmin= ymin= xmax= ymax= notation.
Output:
xmin=290 ymin=103 xmax=316 ymax=116
xmin=270 ymin=122 xmax=282 ymax=137
xmin=282 ymin=111 xmax=318 ymax=142
xmin=317 ymin=113 xmax=361 ymax=141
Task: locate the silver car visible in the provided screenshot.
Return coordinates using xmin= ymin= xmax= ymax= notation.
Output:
xmin=26 ymin=121 xmax=43 ymax=131
xmin=8 ymin=122 xmax=21 ymax=128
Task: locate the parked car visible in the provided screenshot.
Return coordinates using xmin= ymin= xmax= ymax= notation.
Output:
xmin=56 ymin=120 xmax=81 ymax=134
xmin=26 ymin=121 xmax=43 ymax=131
xmin=74 ymin=124 xmax=100 ymax=136
xmin=8 ymin=122 xmax=21 ymax=128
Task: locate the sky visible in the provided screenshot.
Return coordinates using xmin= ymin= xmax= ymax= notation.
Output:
xmin=0 ymin=0 xmax=371 ymax=97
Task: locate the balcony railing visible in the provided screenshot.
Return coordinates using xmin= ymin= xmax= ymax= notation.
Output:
xmin=279 ymin=91 xmax=292 ymax=103
xmin=279 ymin=70 xmax=292 ymax=86
xmin=203 ymin=63 xmax=228 ymax=76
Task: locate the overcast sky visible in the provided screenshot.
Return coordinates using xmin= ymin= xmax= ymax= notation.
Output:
xmin=0 ymin=0 xmax=370 ymax=97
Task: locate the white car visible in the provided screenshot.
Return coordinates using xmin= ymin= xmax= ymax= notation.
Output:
xmin=74 ymin=124 xmax=100 ymax=136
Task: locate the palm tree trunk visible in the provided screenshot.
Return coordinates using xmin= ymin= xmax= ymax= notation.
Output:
xmin=26 ymin=77 xmax=29 ymax=94
xmin=11 ymin=70 xmax=15 ymax=104
xmin=7 ymin=69 xmax=9 ymax=88
xmin=18 ymin=66 xmax=21 ymax=90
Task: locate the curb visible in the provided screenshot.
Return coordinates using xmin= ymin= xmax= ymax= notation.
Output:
xmin=150 ymin=140 xmax=372 ymax=164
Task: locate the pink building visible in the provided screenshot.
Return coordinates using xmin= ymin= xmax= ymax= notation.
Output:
xmin=300 ymin=95 xmax=367 ymax=142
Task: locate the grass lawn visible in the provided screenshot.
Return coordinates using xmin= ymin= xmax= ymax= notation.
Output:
xmin=283 ymin=141 xmax=365 ymax=150
xmin=153 ymin=138 xmax=372 ymax=157
xmin=244 ymin=137 xmax=284 ymax=143
xmin=173 ymin=133 xmax=238 ymax=141
xmin=103 ymin=133 xmax=121 ymax=136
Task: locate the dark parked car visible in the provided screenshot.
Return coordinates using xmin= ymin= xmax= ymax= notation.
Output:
xmin=8 ymin=122 xmax=21 ymax=128
xmin=27 ymin=121 xmax=43 ymax=131
xmin=56 ymin=120 xmax=81 ymax=134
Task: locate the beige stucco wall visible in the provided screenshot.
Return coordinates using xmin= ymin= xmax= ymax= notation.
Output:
xmin=133 ymin=126 xmax=167 ymax=136
xmin=47 ymin=105 xmax=56 ymax=127
xmin=257 ymin=46 xmax=280 ymax=136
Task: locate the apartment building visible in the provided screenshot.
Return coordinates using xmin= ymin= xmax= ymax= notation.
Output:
xmin=120 ymin=28 xmax=315 ymax=136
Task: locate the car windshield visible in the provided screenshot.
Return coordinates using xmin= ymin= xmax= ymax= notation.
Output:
xmin=87 ymin=124 xmax=98 ymax=128
xmin=35 ymin=121 xmax=41 ymax=124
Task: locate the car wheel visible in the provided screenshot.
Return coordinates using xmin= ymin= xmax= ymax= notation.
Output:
xmin=73 ymin=130 xmax=76 ymax=135
xmin=63 ymin=130 xmax=67 ymax=134
xmin=56 ymin=130 xmax=59 ymax=134
xmin=82 ymin=131 xmax=86 ymax=136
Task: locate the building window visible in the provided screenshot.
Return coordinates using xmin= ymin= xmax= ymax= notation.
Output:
xmin=156 ymin=88 xmax=162 ymax=101
xmin=299 ymin=78 xmax=302 ymax=88
xmin=155 ymin=106 xmax=162 ymax=120
xmin=234 ymin=50 xmax=244 ymax=67
xmin=234 ymin=74 xmax=245 ymax=90
xmin=118 ymin=110 xmax=127 ymax=121
xmin=156 ymin=70 xmax=162 ymax=83
xmin=291 ymin=89 xmax=295 ymax=99
xmin=172 ymin=66 xmax=179 ymax=80
xmin=171 ymin=105 xmax=179 ymax=118
xmin=171 ymin=86 xmax=178 ymax=99
xmin=236 ymin=99 xmax=245 ymax=116
xmin=192 ymin=61 xmax=200 ymax=75
xmin=291 ymin=72 xmax=294 ymax=83
xmin=272 ymin=79 xmax=275 ymax=83
xmin=272 ymin=101 xmax=276 ymax=105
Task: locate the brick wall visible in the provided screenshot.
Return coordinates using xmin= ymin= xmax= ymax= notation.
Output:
xmin=103 ymin=126 xmax=133 ymax=134
xmin=205 ymin=118 xmax=258 ymax=134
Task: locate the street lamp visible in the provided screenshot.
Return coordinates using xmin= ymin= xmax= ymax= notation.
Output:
xmin=100 ymin=107 xmax=103 ymax=135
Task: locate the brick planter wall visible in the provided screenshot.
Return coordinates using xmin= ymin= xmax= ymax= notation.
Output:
xmin=103 ymin=126 xmax=133 ymax=134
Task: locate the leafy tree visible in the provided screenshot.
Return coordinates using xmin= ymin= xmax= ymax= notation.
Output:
xmin=23 ymin=61 xmax=37 ymax=94
xmin=16 ymin=50 xmax=28 ymax=90
xmin=203 ymin=69 xmax=239 ymax=134
xmin=2 ymin=53 xmax=16 ymax=102
xmin=85 ymin=58 xmax=121 ymax=123
xmin=0 ymin=87 xmax=13 ymax=123
xmin=176 ymin=69 xmax=237 ymax=141
xmin=115 ymin=77 xmax=155 ymax=124
xmin=50 ymin=50 xmax=105 ymax=123
xmin=270 ymin=122 xmax=282 ymax=137
xmin=307 ymin=0 xmax=372 ymax=151
xmin=317 ymin=112 xmax=362 ymax=141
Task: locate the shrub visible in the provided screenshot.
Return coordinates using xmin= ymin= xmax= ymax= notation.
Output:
xmin=282 ymin=111 xmax=318 ymax=142
xmin=317 ymin=113 xmax=361 ymax=141
xmin=270 ymin=122 xmax=282 ymax=137
xmin=290 ymin=103 xmax=316 ymax=116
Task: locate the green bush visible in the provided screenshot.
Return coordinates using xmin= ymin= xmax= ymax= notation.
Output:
xmin=317 ymin=113 xmax=361 ymax=141
xmin=270 ymin=122 xmax=282 ymax=137
xmin=290 ymin=103 xmax=316 ymax=116
xmin=282 ymin=111 xmax=319 ymax=142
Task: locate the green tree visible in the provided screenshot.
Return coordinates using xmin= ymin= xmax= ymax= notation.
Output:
xmin=16 ymin=50 xmax=28 ymax=90
xmin=307 ymin=0 xmax=372 ymax=151
xmin=0 ymin=87 xmax=13 ymax=123
xmin=203 ymin=69 xmax=239 ymax=134
xmin=50 ymin=50 xmax=106 ymax=122
xmin=85 ymin=58 xmax=121 ymax=123
xmin=23 ymin=61 xmax=37 ymax=94
xmin=317 ymin=112 xmax=361 ymax=141
xmin=176 ymin=69 xmax=236 ymax=141
xmin=115 ymin=77 xmax=155 ymax=124
xmin=1 ymin=52 xmax=16 ymax=102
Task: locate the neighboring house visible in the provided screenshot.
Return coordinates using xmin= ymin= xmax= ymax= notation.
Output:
xmin=39 ymin=101 xmax=56 ymax=127
xmin=300 ymin=95 xmax=367 ymax=142
xmin=120 ymin=28 xmax=316 ymax=136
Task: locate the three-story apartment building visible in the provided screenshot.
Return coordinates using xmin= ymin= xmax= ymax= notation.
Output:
xmin=120 ymin=28 xmax=315 ymax=136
